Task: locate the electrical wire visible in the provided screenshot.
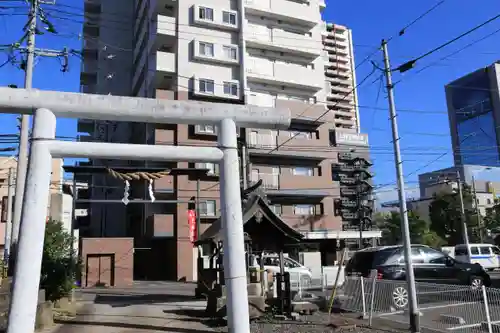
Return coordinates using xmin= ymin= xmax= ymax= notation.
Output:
xmin=394 ymin=12 xmax=500 ymax=72
xmin=389 ymin=0 xmax=446 ymax=41
xmin=394 ymin=25 xmax=500 ymax=86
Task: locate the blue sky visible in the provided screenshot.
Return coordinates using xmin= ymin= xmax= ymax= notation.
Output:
xmin=1 ymin=0 xmax=500 ymax=196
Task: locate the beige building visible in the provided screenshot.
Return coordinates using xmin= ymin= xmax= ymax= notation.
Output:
xmin=78 ymin=0 xmax=376 ymax=282
xmin=0 ymin=157 xmax=66 ymax=257
xmin=323 ymin=23 xmax=360 ymax=132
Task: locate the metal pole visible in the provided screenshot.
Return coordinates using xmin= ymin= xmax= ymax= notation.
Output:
xmin=7 ymin=108 xmax=56 ymax=333
xmin=11 ymin=0 xmax=38 ymax=251
xmin=381 ymin=40 xmax=420 ymax=333
xmin=472 ymin=174 xmax=483 ymax=242
xmin=456 ymin=169 xmax=471 ymax=257
xmin=359 ymin=220 xmax=363 ymax=249
xmin=4 ymin=168 xmax=13 ymax=262
xmin=70 ymin=177 xmax=77 ymax=301
xmin=241 ymin=143 xmax=248 ymax=189
xmin=218 ymin=118 xmax=250 ymax=333
xmin=196 ymin=178 xmax=201 ymax=240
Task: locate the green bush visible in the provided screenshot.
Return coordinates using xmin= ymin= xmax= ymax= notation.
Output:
xmin=40 ymin=219 xmax=80 ymax=302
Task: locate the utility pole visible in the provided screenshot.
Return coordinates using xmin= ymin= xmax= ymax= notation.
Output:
xmin=11 ymin=0 xmax=38 ymax=253
xmin=381 ymin=39 xmax=420 ymax=333
xmin=456 ymin=169 xmax=471 ymax=254
xmin=4 ymin=168 xmax=14 ymax=262
xmin=471 ymin=174 xmax=484 ymax=242
xmin=10 ymin=0 xmax=67 ymax=257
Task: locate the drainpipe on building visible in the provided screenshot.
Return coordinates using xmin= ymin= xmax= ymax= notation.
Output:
xmin=241 ymin=143 xmax=248 ymax=190
xmin=238 ymin=0 xmax=247 ymax=102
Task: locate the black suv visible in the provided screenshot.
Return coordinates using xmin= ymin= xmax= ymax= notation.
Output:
xmin=344 ymin=245 xmax=491 ymax=309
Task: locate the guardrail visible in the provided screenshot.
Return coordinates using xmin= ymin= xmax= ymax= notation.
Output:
xmin=316 ymin=275 xmax=500 ymax=333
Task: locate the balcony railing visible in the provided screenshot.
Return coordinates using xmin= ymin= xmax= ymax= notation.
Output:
xmin=250 ymin=173 xmax=279 ymax=189
xmin=247 ymin=133 xmax=277 ymax=149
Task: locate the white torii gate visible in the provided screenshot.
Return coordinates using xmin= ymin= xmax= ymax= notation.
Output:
xmin=0 ymin=88 xmax=290 ymax=333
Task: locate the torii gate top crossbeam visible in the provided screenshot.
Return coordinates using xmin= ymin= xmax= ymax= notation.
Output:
xmin=0 ymin=88 xmax=291 ymax=129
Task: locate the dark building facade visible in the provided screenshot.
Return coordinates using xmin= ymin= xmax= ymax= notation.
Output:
xmin=445 ymin=62 xmax=500 ymax=167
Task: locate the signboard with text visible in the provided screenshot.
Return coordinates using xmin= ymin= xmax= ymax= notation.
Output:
xmin=333 ymin=130 xmax=369 ymax=147
xmin=188 ymin=210 xmax=197 ymax=243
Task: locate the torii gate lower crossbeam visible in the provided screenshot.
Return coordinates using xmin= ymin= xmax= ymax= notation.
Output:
xmin=7 ymin=109 xmax=248 ymax=333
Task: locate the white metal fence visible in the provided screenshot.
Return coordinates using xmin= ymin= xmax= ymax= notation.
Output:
xmin=309 ymin=275 xmax=500 ymax=333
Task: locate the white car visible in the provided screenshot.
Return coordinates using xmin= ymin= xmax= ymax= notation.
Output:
xmin=253 ymin=255 xmax=313 ymax=285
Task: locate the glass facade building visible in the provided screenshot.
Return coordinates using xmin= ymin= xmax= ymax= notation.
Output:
xmin=446 ymin=64 xmax=500 ymax=167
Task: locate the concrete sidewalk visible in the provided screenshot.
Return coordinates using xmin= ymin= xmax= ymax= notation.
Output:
xmin=47 ymin=300 xmax=223 ymax=333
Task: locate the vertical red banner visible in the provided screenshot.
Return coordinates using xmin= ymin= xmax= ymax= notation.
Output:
xmin=188 ymin=210 xmax=197 ymax=243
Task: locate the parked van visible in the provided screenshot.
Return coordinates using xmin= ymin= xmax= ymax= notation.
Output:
xmin=455 ymin=243 xmax=500 ymax=270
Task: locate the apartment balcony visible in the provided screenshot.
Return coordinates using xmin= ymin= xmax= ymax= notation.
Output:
xmin=250 ymin=173 xmax=330 ymax=197
xmin=329 ymin=84 xmax=351 ymax=94
xmin=328 ymin=92 xmax=354 ymax=102
xmin=247 ymin=132 xmax=333 ymax=159
xmin=334 ymin=118 xmax=356 ymax=127
xmin=77 ymin=119 xmax=94 ymax=134
xmin=245 ymin=24 xmax=321 ymax=58
xmin=246 ymin=59 xmax=323 ymax=91
xmin=326 ymin=75 xmax=352 ymax=86
xmin=157 ymin=14 xmax=176 ymax=37
xmin=327 ymin=61 xmax=351 ymax=72
xmin=157 ymin=51 xmax=175 ymax=74
xmin=325 ymin=69 xmax=350 ymax=80
xmin=244 ymin=0 xmax=320 ymax=27
xmin=328 ymin=100 xmax=354 ymax=111
xmin=324 ymin=45 xmax=348 ymax=56
xmin=275 ymin=99 xmax=333 ymax=124
xmin=331 ymin=109 xmax=356 ymax=118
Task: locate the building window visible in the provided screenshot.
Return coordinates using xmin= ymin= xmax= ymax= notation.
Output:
xmin=197 ymin=124 xmax=216 ymax=134
xmin=1 ymin=196 xmax=7 ymax=222
xmin=199 ymin=7 xmax=214 ymax=21
xmin=223 ymin=82 xmax=238 ymax=96
xmin=199 ymin=42 xmax=214 ymax=57
xmin=270 ymin=204 xmax=282 ymax=216
xmin=223 ymin=45 xmax=237 ymax=60
xmin=222 ymin=11 xmax=237 ymax=25
xmin=292 ymin=167 xmax=313 ymax=176
xmin=199 ymin=79 xmax=215 ymax=94
xmin=290 ymin=131 xmax=312 ymax=139
xmin=294 ymin=204 xmax=315 ymax=216
xmin=196 ymin=162 xmax=219 ymax=175
xmin=199 ymin=200 xmax=216 ymax=216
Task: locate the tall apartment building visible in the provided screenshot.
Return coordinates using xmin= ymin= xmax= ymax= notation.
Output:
xmin=78 ymin=0 xmax=376 ymax=281
xmin=323 ymin=23 xmax=360 ymax=132
xmin=445 ymin=62 xmax=500 ymax=167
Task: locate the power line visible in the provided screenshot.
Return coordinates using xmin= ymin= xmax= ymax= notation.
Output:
xmin=394 ymin=25 xmax=500 ymax=86
xmin=388 ymin=0 xmax=447 ymax=41
xmin=395 ymin=12 xmax=500 ymax=72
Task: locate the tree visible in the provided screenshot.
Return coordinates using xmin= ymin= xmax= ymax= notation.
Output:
xmin=40 ymin=219 xmax=79 ymax=302
xmin=484 ymin=199 xmax=500 ymax=243
xmin=428 ymin=184 xmax=481 ymax=245
xmin=376 ymin=211 xmax=445 ymax=247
